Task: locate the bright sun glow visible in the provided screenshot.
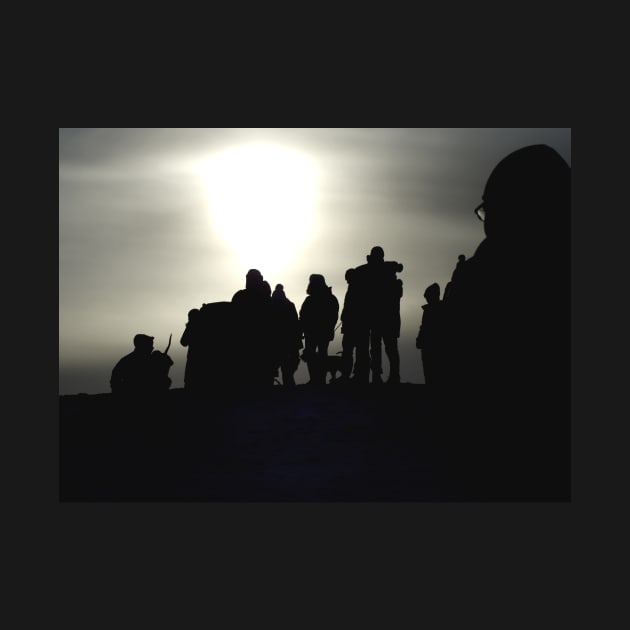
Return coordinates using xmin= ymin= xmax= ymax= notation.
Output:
xmin=198 ymin=143 xmax=318 ymax=276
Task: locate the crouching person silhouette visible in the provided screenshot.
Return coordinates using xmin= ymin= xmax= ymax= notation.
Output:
xmin=110 ymin=333 xmax=173 ymax=396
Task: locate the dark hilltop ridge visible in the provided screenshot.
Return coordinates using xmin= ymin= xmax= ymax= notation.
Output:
xmin=59 ymin=384 xmax=569 ymax=502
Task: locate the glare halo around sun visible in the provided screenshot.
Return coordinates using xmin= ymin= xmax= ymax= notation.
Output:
xmin=198 ymin=143 xmax=318 ymax=277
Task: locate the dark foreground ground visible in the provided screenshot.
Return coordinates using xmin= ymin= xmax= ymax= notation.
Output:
xmin=59 ymin=384 xmax=570 ymax=502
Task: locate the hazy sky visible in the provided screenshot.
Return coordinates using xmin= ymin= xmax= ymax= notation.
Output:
xmin=59 ymin=128 xmax=571 ymax=394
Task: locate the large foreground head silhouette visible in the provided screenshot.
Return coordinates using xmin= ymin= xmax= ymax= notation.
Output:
xmin=479 ymin=144 xmax=570 ymax=244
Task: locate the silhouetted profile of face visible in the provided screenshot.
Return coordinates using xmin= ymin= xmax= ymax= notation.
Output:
xmin=481 ymin=144 xmax=570 ymax=244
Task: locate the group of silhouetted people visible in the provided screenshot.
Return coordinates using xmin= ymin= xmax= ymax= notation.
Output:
xmin=175 ymin=248 xmax=405 ymax=392
xmin=105 ymin=143 xmax=570 ymax=500
xmin=110 ymin=144 xmax=571 ymax=419
xmin=339 ymin=247 xmax=404 ymax=385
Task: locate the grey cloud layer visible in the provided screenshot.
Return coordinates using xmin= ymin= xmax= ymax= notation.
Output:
xmin=59 ymin=128 xmax=571 ymax=394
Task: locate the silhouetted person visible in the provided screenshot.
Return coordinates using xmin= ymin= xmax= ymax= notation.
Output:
xmin=438 ymin=145 xmax=569 ymax=393
xmin=453 ymin=254 xmax=466 ymax=279
xmin=182 ymin=301 xmax=235 ymax=395
xmin=434 ymin=144 xmax=570 ymax=498
xmin=443 ymin=255 xmax=466 ymax=301
xmin=270 ymin=284 xmax=302 ymax=387
xmin=232 ymin=269 xmax=275 ymax=389
xmin=340 ymin=267 xmax=370 ymax=384
xmin=180 ymin=308 xmax=204 ymax=391
xmin=353 ymin=246 xmax=403 ymax=384
xmin=415 ymin=283 xmax=443 ymax=386
xmin=299 ymin=274 xmax=339 ymax=386
xmin=110 ymin=334 xmax=173 ymax=395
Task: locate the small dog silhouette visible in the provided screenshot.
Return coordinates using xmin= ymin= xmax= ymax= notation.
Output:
xmin=301 ymin=350 xmax=346 ymax=383
xmin=324 ymin=353 xmax=345 ymax=383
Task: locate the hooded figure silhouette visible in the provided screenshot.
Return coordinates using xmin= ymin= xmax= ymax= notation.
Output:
xmin=270 ymin=283 xmax=302 ymax=386
xmin=299 ymin=274 xmax=339 ymax=386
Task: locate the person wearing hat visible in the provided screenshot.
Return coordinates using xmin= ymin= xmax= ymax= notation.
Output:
xmin=110 ymin=333 xmax=172 ymax=395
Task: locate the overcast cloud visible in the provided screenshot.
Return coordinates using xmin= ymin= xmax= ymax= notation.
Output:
xmin=59 ymin=128 xmax=571 ymax=394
